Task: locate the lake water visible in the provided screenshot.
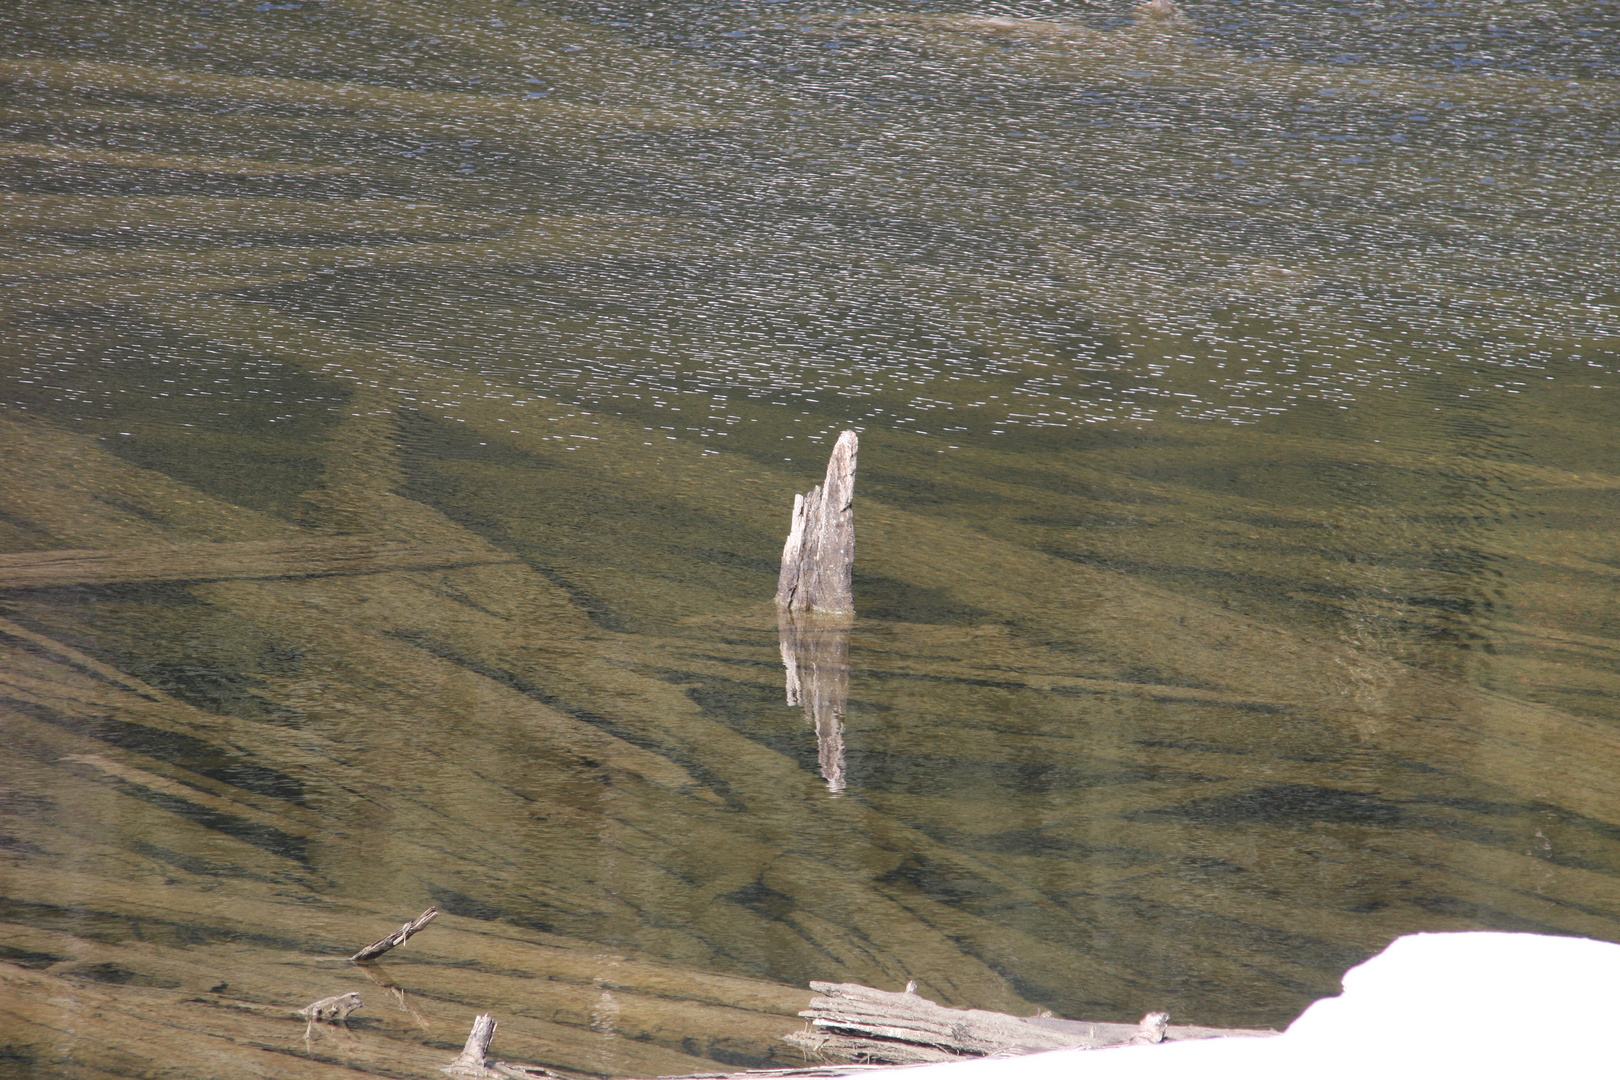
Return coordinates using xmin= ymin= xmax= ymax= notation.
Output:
xmin=2 ymin=1 xmax=1619 ymax=1076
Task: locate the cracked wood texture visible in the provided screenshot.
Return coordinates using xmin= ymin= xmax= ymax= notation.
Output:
xmin=783 ymin=982 xmax=1277 ymax=1064
xmin=775 ymin=431 xmax=858 ymax=615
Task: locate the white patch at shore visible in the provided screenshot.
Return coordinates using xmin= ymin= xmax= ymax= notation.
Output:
xmin=889 ymin=932 xmax=1618 ymax=1079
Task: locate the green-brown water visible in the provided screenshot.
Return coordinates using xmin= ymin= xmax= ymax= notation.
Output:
xmin=3 ymin=0 xmax=1619 ymax=1076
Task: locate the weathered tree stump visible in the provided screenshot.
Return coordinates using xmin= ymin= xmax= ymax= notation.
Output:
xmin=776 ymin=431 xmax=858 ymax=615
xmin=444 ymin=1013 xmax=499 ymax=1077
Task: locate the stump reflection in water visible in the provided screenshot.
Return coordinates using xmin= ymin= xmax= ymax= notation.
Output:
xmin=778 ymin=613 xmax=851 ymax=794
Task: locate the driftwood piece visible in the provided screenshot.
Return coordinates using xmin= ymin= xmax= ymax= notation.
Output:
xmin=444 ymin=1013 xmax=499 ymax=1077
xmin=295 ymin=991 xmax=364 ymax=1024
xmin=783 ymin=982 xmax=1277 ymax=1064
xmin=351 ymin=906 xmax=440 ymax=962
xmin=776 ymin=431 xmax=858 ymax=614
xmin=0 ymin=537 xmax=518 ymax=590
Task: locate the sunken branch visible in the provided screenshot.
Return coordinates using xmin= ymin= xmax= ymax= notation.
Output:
xmin=351 ymin=906 xmax=440 ymax=962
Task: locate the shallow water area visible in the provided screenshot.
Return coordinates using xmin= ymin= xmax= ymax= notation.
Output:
xmin=1 ymin=0 xmax=1619 ymax=1076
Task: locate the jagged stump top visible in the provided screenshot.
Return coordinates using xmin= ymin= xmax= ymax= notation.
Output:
xmin=776 ymin=430 xmax=858 ymax=615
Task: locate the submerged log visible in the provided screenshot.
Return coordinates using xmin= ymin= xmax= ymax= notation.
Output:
xmin=782 ymin=982 xmax=1277 ymax=1064
xmin=351 ymin=905 xmax=440 ymax=962
xmin=776 ymin=431 xmax=858 ymax=615
xmin=0 ymin=536 xmax=519 ymax=589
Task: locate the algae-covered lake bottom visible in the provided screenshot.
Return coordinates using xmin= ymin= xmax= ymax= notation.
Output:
xmin=2 ymin=0 xmax=1619 ymax=1075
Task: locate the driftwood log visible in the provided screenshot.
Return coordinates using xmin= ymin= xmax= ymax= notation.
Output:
xmin=776 ymin=431 xmax=858 ymax=614
xmin=782 ymin=982 xmax=1277 ymax=1065
xmin=352 ymin=906 xmax=440 ymax=962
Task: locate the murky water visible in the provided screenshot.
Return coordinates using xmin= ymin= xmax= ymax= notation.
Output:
xmin=2 ymin=0 xmax=1619 ymax=1076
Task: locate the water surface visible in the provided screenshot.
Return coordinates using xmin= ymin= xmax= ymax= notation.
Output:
xmin=2 ymin=0 xmax=1619 ymax=1075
